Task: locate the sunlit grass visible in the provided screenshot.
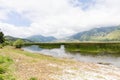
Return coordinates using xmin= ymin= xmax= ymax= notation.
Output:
xmin=0 ymin=46 xmax=75 ymax=79
xmin=0 ymin=55 xmax=15 ymax=80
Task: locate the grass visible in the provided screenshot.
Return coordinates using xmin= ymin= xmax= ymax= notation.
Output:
xmin=0 ymin=46 xmax=120 ymax=80
xmin=0 ymin=44 xmax=3 ymax=49
xmin=0 ymin=46 xmax=75 ymax=80
xmin=29 ymin=77 xmax=37 ymax=80
xmin=65 ymin=43 xmax=120 ymax=56
xmin=13 ymin=48 xmax=73 ymax=64
xmin=0 ymin=55 xmax=15 ymax=80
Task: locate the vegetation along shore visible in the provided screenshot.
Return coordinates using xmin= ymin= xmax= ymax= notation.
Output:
xmin=0 ymin=46 xmax=120 ymax=80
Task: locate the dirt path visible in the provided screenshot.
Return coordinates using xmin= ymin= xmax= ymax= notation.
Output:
xmin=0 ymin=46 xmax=120 ymax=80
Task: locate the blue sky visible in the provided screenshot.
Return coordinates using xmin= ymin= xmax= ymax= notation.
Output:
xmin=71 ymin=0 xmax=95 ymax=10
xmin=80 ymin=0 xmax=95 ymax=10
xmin=2 ymin=11 xmax=31 ymax=26
xmin=0 ymin=0 xmax=120 ymax=38
xmin=79 ymin=0 xmax=93 ymax=4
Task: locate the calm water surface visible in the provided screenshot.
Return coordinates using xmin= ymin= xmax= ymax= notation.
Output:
xmin=22 ymin=45 xmax=120 ymax=67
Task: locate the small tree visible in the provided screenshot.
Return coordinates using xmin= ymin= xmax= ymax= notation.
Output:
xmin=0 ymin=31 xmax=4 ymax=44
xmin=13 ymin=39 xmax=24 ymax=48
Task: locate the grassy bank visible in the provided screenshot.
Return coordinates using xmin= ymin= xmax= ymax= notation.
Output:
xmin=65 ymin=43 xmax=120 ymax=56
xmin=0 ymin=46 xmax=75 ymax=80
xmin=0 ymin=55 xmax=15 ymax=80
xmin=0 ymin=46 xmax=120 ymax=80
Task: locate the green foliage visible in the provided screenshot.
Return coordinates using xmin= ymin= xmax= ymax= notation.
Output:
xmin=39 ymin=43 xmax=60 ymax=49
xmin=0 ymin=32 xmax=4 ymax=44
xmin=3 ymin=41 xmax=13 ymax=46
xmin=13 ymin=39 xmax=24 ymax=48
xmin=0 ymin=56 xmax=13 ymax=64
xmin=65 ymin=43 xmax=120 ymax=56
xmin=30 ymin=77 xmax=37 ymax=80
xmin=5 ymin=36 xmax=32 ymax=43
xmin=0 ymin=55 xmax=14 ymax=80
xmin=0 ymin=45 xmax=3 ymax=48
xmin=0 ymin=67 xmax=6 ymax=74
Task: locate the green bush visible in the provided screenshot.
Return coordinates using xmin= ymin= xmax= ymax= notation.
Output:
xmin=0 ymin=67 xmax=7 ymax=74
xmin=0 ymin=45 xmax=3 ymax=49
xmin=2 ymin=41 xmax=13 ymax=46
xmin=13 ymin=39 xmax=24 ymax=48
xmin=0 ymin=32 xmax=4 ymax=44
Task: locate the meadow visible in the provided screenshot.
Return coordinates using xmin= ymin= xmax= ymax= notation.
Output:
xmin=0 ymin=44 xmax=120 ymax=80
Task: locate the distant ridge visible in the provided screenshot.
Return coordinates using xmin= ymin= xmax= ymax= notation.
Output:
xmin=26 ymin=35 xmax=57 ymax=42
xmin=5 ymin=36 xmax=32 ymax=42
xmin=69 ymin=26 xmax=120 ymax=41
xmin=5 ymin=25 xmax=120 ymax=42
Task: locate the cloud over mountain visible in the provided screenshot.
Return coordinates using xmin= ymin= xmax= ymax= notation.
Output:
xmin=0 ymin=0 xmax=120 ymax=38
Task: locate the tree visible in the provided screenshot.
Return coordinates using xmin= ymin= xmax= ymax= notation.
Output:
xmin=13 ymin=39 xmax=24 ymax=48
xmin=0 ymin=31 xmax=4 ymax=44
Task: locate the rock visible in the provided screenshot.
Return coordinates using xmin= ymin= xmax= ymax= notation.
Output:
xmin=97 ymin=62 xmax=111 ymax=65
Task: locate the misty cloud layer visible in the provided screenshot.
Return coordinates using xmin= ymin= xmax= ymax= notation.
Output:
xmin=0 ymin=0 xmax=120 ymax=38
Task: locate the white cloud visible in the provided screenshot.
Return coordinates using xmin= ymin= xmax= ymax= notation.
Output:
xmin=0 ymin=0 xmax=120 ymax=38
xmin=0 ymin=23 xmax=30 ymax=38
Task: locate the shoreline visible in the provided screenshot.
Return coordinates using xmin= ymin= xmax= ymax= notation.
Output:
xmin=0 ymin=46 xmax=120 ymax=80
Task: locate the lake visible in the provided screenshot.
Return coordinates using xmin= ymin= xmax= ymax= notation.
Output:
xmin=22 ymin=45 xmax=120 ymax=67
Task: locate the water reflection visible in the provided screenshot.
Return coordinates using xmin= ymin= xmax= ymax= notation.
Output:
xmin=22 ymin=45 xmax=70 ymax=58
xmin=22 ymin=45 xmax=120 ymax=67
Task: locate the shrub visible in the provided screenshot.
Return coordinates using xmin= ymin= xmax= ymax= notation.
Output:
xmin=0 ymin=67 xmax=7 ymax=74
xmin=13 ymin=39 xmax=24 ymax=48
xmin=0 ymin=32 xmax=4 ymax=44
xmin=0 ymin=45 xmax=3 ymax=48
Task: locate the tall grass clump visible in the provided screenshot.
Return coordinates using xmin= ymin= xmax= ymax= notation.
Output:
xmin=30 ymin=77 xmax=37 ymax=80
xmin=0 ymin=55 xmax=15 ymax=80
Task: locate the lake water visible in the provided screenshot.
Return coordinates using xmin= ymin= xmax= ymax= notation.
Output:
xmin=22 ymin=45 xmax=120 ymax=67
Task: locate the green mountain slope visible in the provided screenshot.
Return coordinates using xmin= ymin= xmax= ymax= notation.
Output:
xmin=70 ymin=26 xmax=120 ymax=41
xmin=26 ymin=35 xmax=57 ymax=42
xmin=5 ymin=36 xmax=32 ymax=42
xmin=105 ymin=30 xmax=120 ymax=41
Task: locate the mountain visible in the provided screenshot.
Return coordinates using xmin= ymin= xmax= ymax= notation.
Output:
xmin=5 ymin=26 xmax=120 ymax=42
xmin=5 ymin=36 xmax=32 ymax=42
xmin=69 ymin=26 xmax=120 ymax=41
xmin=26 ymin=35 xmax=57 ymax=42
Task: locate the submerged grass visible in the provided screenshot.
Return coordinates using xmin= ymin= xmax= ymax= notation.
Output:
xmin=24 ymin=42 xmax=120 ymax=56
xmin=65 ymin=43 xmax=120 ymax=56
